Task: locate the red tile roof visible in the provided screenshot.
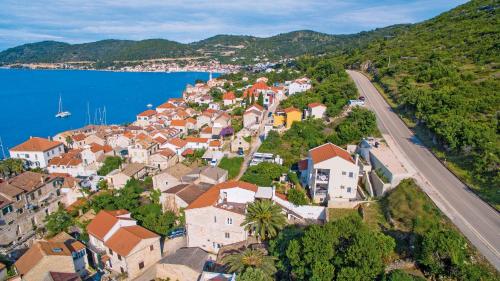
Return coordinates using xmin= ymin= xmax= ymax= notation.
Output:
xmin=104 ymin=225 xmax=158 ymax=256
xmin=223 ymin=92 xmax=236 ymax=100
xmin=309 ymin=143 xmax=354 ymax=164
xmin=186 ymin=181 xmax=258 ymax=210
xmin=86 ymin=210 xmax=131 ymax=241
xmin=168 ymin=138 xmax=187 ymax=148
xmin=284 ymin=107 xmax=301 ymax=113
xmin=308 ymin=102 xmax=326 ymax=108
xmin=10 ymin=137 xmax=62 ymax=152
xmin=137 ymin=110 xmax=156 ymax=117
xmin=185 ymin=137 xmax=209 ymax=143
xmin=170 ymin=119 xmax=187 ymax=127
xmin=157 ymin=102 xmax=176 ymax=109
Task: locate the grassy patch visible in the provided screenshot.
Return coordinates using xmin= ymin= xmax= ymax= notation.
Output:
xmin=218 ymin=156 xmax=244 ymax=179
xmin=328 ymin=208 xmax=360 ymax=222
xmin=361 ymin=201 xmax=388 ymax=231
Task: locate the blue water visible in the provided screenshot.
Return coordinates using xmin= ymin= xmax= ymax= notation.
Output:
xmin=0 ymin=69 xmax=214 ymax=152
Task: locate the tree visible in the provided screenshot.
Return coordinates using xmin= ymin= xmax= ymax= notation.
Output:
xmin=257 ymin=93 xmax=264 ymax=106
xmin=222 ymin=248 xmax=277 ymax=277
xmin=65 ymin=136 xmax=73 ymax=148
xmin=97 ymin=156 xmax=122 ymax=176
xmin=238 ymin=267 xmax=273 ymax=281
xmin=242 ymin=200 xmax=286 ymax=240
xmin=241 ymin=162 xmax=287 ymax=186
xmin=382 ymin=270 xmax=426 ymax=281
xmin=44 ymin=209 xmax=74 ymax=237
xmin=0 ymin=158 xmax=24 ymax=177
xmin=287 ymin=188 xmax=308 ymax=205
xmin=134 ymin=203 xmax=177 ymax=235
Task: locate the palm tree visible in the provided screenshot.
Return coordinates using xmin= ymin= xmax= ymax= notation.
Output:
xmin=222 ymin=248 xmax=277 ymax=276
xmin=242 ymin=199 xmax=286 ymax=240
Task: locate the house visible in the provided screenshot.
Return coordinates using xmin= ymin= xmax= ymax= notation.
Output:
xmin=47 ymin=150 xmax=91 ymax=178
xmin=223 ymin=92 xmax=236 ymax=106
xmin=58 ymin=176 xmax=83 ymax=207
xmin=307 ymin=103 xmax=327 ymax=119
xmin=0 ymin=172 xmax=62 ymax=249
xmin=230 ymin=135 xmax=250 ymax=153
xmin=185 ymin=181 xmax=325 ymax=253
xmin=213 ymin=113 xmax=231 ymax=135
xmin=80 ymin=143 xmax=113 ymax=166
xmin=69 ymin=133 xmax=87 ymax=149
xmin=208 ymin=140 xmax=223 ymax=151
xmin=156 ymin=102 xmax=177 ymax=113
xmin=161 ymin=183 xmax=212 ymax=214
xmin=162 ymin=138 xmax=187 ymax=156
xmin=199 ymin=166 xmax=228 ymax=184
xmin=170 ymin=119 xmax=188 ymax=136
xmin=200 ymin=272 xmax=235 ymax=281
xmin=86 ymin=210 xmax=161 ymax=279
xmin=48 ymin=232 xmax=89 ymax=278
xmin=185 ymin=118 xmax=197 ymax=131
xmin=243 ymin=104 xmax=264 ymax=130
xmin=129 ymin=138 xmax=159 ymax=164
xmin=199 ymin=126 xmax=213 ymax=139
xmin=288 ymin=77 xmax=311 ymax=95
xmin=149 ymin=149 xmax=178 ymax=170
xmin=152 ymin=163 xmax=192 ymax=192
xmin=9 ymin=137 xmax=65 ymax=169
xmin=208 ymin=103 xmax=220 ymax=111
xmin=83 ymin=134 xmax=106 ymax=147
xmin=303 ymin=143 xmax=359 ymax=205
xmin=136 ymin=110 xmax=157 ymax=126
xmin=106 ymin=163 xmax=147 ymax=189
xmin=14 ymin=240 xmax=80 ymax=281
xmin=185 ymin=137 xmax=209 ymax=150
xmin=272 ymin=111 xmax=286 ymax=128
xmin=283 ymin=107 xmax=302 ymax=129
xmin=154 ymin=247 xmax=210 ymax=281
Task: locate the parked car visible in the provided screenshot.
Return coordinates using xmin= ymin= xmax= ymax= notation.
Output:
xmin=237 ymin=147 xmax=244 ymax=156
xmin=167 ymin=228 xmax=186 ymax=239
xmin=359 ymin=96 xmax=366 ymax=101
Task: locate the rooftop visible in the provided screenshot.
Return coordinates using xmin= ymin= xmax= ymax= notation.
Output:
xmin=309 ymin=143 xmax=354 ymax=164
xmin=10 ymin=137 xmax=62 ymax=152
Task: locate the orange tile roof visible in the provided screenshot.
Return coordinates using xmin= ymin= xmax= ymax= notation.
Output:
xmin=72 ymin=133 xmax=86 ymax=142
xmin=15 ymin=241 xmax=72 ymax=275
xmin=308 ymin=102 xmax=326 ymax=108
xmin=182 ymin=148 xmax=195 ymax=156
xmin=223 ymin=92 xmax=236 ymax=100
xmin=246 ymin=104 xmax=264 ymax=112
xmin=137 ymin=109 xmax=156 ymax=117
xmin=157 ymin=102 xmax=176 ymax=109
xmin=170 ymin=119 xmax=187 ymax=127
xmin=284 ymin=107 xmax=301 ymax=113
xmin=200 ymin=126 xmax=212 ymax=134
xmin=90 ymin=143 xmax=112 ymax=153
xmin=168 ymin=138 xmax=187 ymax=148
xmin=10 ymin=137 xmax=62 ymax=152
xmin=186 ymin=181 xmax=258 ymax=210
xmin=186 ymin=117 xmax=196 ymax=124
xmin=104 ymin=225 xmax=158 ymax=257
xmin=158 ymin=149 xmax=175 ymax=158
xmin=309 ymin=143 xmax=354 ymax=164
xmin=185 ymin=137 xmax=209 ymax=143
xmin=86 ymin=210 xmax=131 ymax=241
xmin=209 ymin=140 xmax=221 ymax=147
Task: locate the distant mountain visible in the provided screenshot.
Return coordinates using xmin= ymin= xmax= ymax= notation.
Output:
xmin=0 ymin=28 xmax=408 ymax=64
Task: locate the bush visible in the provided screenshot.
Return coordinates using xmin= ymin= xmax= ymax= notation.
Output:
xmin=241 ymin=162 xmax=287 ymax=186
xmin=219 ymin=157 xmax=244 ymax=179
xmin=287 ymin=188 xmax=308 ymax=205
xmin=97 ymin=156 xmax=122 ymax=176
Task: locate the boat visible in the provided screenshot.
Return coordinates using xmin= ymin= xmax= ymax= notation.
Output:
xmin=55 ymin=95 xmax=71 ymax=118
xmin=146 ymin=103 xmax=153 ymax=108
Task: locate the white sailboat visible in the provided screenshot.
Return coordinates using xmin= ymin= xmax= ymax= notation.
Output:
xmin=55 ymin=95 xmax=71 ymax=118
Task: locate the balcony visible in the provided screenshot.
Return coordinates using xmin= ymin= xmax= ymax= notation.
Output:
xmin=315 ymin=169 xmax=330 ymax=183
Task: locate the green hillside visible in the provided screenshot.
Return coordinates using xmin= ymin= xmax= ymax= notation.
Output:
xmin=342 ymin=0 xmax=499 ymax=207
xmin=0 ymin=28 xmax=405 ymax=64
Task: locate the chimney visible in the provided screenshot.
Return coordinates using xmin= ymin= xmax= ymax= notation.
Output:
xmin=40 ymin=176 xmax=44 ymax=184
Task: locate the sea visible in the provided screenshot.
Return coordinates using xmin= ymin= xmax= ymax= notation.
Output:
xmin=0 ymin=68 xmax=216 ymax=155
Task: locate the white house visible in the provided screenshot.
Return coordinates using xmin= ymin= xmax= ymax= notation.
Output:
xmin=303 ymin=143 xmax=359 ymax=205
xmin=288 ymin=78 xmax=311 ymax=95
xmin=243 ymin=104 xmax=264 ymax=129
xmin=9 ymin=137 xmax=65 ymax=169
xmin=307 ymin=103 xmax=327 ymax=119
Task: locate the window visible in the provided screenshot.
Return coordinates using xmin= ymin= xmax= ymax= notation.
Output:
xmin=226 ymin=217 xmax=233 ymax=225
xmin=117 ymin=254 xmax=121 ymax=260
xmin=150 ymin=245 xmax=154 ymax=251
xmin=15 ymin=195 xmax=21 ymax=201
xmin=340 ymin=185 xmax=345 ymax=189
xmin=120 ymin=267 xmax=125 ymax=274
xmin=2 ymin=206 xmax=13 ymax=215
xmin=35 ymin=154 xmax=38 ymax=160
xmin=214 ymin=216 xmax=217 ymax=223
xmin=37 ymin=190 xmax=42 ymax=196
xmin=225 ymin=232 xmax=230 ymax=239
xmin=30 ymin=193 xmax=35 ymax=200
xmin=109 ymin=249 xmax=113 ymax=255
xmin=347 ymin=187 xmax=352 ymax=193
xmin=349 ymin=172 xmax=354 ymax=178
xmin=25 ymin=154 xmax=29 ymax=158
xmin=59 ymin=147 xmax=62 ymax=152
xmin=342 ymin=171 xmax=346 ymax=175
xmin=138 ymin=261 xmax=144 ymax=269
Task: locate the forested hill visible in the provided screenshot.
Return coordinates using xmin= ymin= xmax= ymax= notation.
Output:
xmin=0 ymin=28 xmax=407 ymax=64
xmin=342 ymin=0 xmax=499 ymax=206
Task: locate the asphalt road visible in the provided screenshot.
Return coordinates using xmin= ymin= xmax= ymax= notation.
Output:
xmin=347 ymin=70 xmax=500 ymax=270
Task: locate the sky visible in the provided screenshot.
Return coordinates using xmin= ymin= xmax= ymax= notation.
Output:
xmin=0 ymin=0 xmax=468 ymax=51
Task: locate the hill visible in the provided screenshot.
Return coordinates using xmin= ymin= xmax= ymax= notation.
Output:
xmin=0 ymin=28 xmax=406 ymax=64
xmin=341 ymin=0 xmax=499 ymax=207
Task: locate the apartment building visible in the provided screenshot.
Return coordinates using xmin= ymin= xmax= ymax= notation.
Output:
xmin=9 ymin=137 xmax=65 ymax=169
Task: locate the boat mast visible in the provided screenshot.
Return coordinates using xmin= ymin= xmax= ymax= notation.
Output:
xmin=0 ymin=137 xmax=6 ymax=160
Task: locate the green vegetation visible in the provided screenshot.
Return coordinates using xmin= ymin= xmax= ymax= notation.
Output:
xmin=218 ymin=156 xmax=243 ymax=179
xmin=0 ymin=158 xmax=24 ymax=178
xmin=267 ymin=179 xmax=499 ymax=280
xmin=327 ymin=107 xmax=378 ymax=145
xmin=281 ymin=58 xmax=358 ymax=116
xmin=242 ymin=200 xmax=287 ymax=241
xmin=0 ymin=27 xmax=405 ymax=65
xmin=44 ymin=208 xmax=75 ymax=237
xmin=286 ymin=188 xmax=308 ymax=206
xmin=241 ymin=162 xmax=287 ymax=186
xmin=338 ymin=0 xmax=499 ymax=208
xmin=89 ymin=179 xmax=180 ymax=236
xmin=222 ymin=249 xmax=277 ymax=278
xmin=97 ymin=156 xmax=122 ymax=176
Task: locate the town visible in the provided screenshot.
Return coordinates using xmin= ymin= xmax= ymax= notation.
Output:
xmin=0 ymin=59 xmax=414 ymax=281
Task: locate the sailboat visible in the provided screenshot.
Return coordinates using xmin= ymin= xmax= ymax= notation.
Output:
xmin=55 ymin=94 xmax=71 ymax=118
